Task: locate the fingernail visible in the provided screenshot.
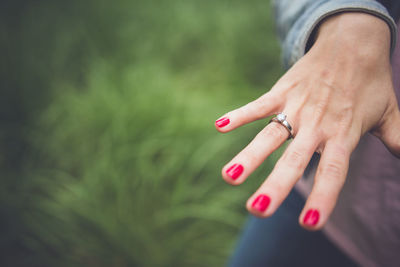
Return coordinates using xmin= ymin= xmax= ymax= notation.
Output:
xmin=225 ymin=164 xmax=243 ymax=180
xmin=251 ymin=194 xmax=271 ymax=212
xmin=303 ymin=209 xmax=320 ymax=226
xmin=215 ymin=117 xmax=230 ymax=128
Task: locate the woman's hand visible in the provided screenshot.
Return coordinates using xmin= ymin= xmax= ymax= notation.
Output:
xmin=215 ymin=12 xmax=400 ymax=230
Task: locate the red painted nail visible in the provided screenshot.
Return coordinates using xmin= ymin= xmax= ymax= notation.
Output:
xmin=215 ymin=117 xmax=230 ymax=128
xmin=303 ymin=209 xmax=320 ymax=226
xmin=225 ymin=164 xmax=243 ymax=180
xmin=251 ymin=194 xmax=271 ymax=212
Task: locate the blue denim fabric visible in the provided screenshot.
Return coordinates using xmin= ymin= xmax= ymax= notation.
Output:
xmin=228 ymin=189 xmax=359 ymax=267
xmin=272 ymin=0 xmax=397 ymax=68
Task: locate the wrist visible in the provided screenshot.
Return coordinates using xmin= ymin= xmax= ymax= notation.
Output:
xmin=311 ymin=12 xmax=391 ymax=64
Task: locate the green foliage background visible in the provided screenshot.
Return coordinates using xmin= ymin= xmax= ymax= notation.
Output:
xmin=0 ymin=0 xmax=283 ymax=266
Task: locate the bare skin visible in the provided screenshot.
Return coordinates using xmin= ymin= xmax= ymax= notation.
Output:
xmin=215 ymin=12 xmax=400 ymax=230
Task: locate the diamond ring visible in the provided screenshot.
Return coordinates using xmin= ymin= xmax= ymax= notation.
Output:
xmin=269 ymin=113 xmax=294 ymax=139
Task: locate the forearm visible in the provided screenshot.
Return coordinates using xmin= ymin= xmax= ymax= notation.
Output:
xmin=311 ymin=12 xmax=391 ymax=68
xmin=272 ymin=0 xmax=397 ymax=68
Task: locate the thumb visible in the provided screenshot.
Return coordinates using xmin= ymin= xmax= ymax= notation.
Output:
xmin=375 ymin=104 xmax=400 ymax=158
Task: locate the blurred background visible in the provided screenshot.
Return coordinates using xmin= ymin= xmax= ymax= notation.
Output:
xmin=0 ymin=0 xmax=283 ymax=266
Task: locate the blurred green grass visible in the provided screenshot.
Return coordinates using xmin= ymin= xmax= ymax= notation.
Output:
xmin=0 ymin=0 xmax=283 ymax=266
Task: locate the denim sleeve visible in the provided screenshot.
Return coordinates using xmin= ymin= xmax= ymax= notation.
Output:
xmin=272 ymin=0 xmax=397 ymax=69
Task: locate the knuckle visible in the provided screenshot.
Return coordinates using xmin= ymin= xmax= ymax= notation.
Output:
xmin=247 ymin=98 xmax=268 ymax=118
xmin=313 ymin=98 xmax=328 ymax=122
xmin=320 ymin=161 xmax=344 ymax=180
xmin=281 ymin=149 xmax=306 ymax=171
xmin=246 ymin=92 xmax=280 ymax=118
xmin=275 ymin=79 xmax=299 ymax=94
xmin=263 ymin=92 xmax=279 ymax=106
xmin=252 ymin=98 xmax=265 ymax=109
xmin=271 ymin=179 xmax=288 ymax=194
xmin=331 ymin=143 xmax=350 ymax=160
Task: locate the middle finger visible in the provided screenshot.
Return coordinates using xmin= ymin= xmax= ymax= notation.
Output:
xmin=246 ymin=129 xmax=319 ymax=217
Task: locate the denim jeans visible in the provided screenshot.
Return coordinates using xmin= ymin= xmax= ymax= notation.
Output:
xmin=228 ymin=189 xmax=359 ymax=267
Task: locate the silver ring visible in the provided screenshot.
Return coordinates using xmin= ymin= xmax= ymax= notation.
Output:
xmin=269 ymin=113 xmax=294 ymax=139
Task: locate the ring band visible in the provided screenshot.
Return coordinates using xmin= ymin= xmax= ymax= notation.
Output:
xmin=270 ymin=113 xmax=294 ymax=139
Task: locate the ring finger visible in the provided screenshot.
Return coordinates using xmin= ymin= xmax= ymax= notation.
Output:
xmin=246 ymin=129 xmax=320 ymax=217
xmin=222 ymin=111 xmax=296 ymax=185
